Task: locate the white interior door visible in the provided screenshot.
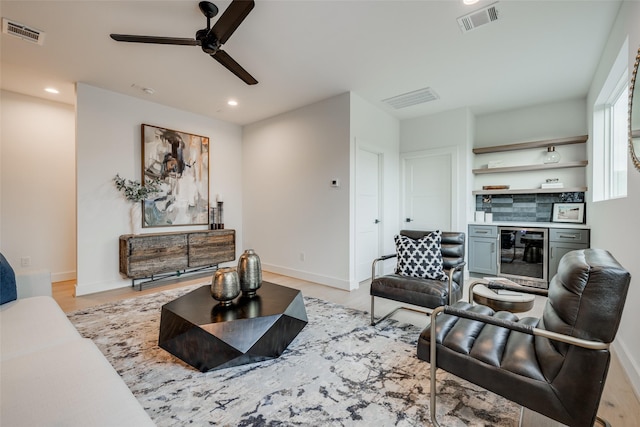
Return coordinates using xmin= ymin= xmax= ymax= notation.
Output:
xmin=356 ymin=147 xmax=381 ymax=282
xmin=402 ymin=150 xmax=455 ymax=231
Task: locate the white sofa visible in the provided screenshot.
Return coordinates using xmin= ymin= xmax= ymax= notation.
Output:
xmin=0 ymin=272 xmax=155 ymax=426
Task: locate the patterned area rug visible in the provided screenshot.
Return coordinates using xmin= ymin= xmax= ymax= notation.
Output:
xmin=67 ymin=283 xmax=519 ymax=426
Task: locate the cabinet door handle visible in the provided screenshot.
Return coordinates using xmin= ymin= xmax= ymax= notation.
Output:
xmin=476 ymin=230 xmax=489 ymax=234
xmin=558 ymin=234 xmax=578 ymax=239
xmin=491 ymin=243 xmax=495 ymax=252
xmin=550 ymin=247 xmax=554 ymax=259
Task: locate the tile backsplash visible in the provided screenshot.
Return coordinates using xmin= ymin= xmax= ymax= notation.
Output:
xmin=475 ymin=192 xmax=585 ymax=223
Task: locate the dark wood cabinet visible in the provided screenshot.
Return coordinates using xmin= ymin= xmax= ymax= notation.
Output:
xmin=119 ymin=230 xmax=235 ymax=280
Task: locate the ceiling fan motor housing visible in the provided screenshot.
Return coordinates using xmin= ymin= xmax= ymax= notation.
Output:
xmin=201 ymin=35 xmax=221 ymax=54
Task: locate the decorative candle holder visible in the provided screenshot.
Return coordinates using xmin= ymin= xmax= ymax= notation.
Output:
xmin=216 ymin=201 xmax=224 ymax=229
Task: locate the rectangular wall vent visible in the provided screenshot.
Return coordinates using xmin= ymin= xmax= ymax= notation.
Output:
xmin=382 ymin=87 xmax=440 ymax=109
xmin=2 ymin=18 xmax=45 ymax=45
xmin=457 ymin=2 xmax=500 ymax=33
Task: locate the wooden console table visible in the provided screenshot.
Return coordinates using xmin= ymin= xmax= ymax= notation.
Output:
xmin=119 ymin=229 xmax=235 ymax=289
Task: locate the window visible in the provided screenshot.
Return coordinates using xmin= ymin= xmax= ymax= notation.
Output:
xmin=593 ymin=40 xmax=629 ymax=201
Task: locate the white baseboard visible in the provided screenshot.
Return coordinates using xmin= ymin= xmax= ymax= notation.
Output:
xmin=52 ymin=270 xmax=76 ymax=282
xmin=262 ymin=263 xmax=352 ymax=291
xmin=75 ymin=278 xmax=131 ymax=296
xmin=612 ymin=339 xmax=640 ymax=402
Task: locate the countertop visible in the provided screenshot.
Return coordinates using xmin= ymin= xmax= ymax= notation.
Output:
xmin=469 ymin=221 xmax=590 ymax=229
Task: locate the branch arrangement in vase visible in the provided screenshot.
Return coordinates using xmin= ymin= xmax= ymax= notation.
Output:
xmin=113 ymin=174 xmax=162 ymax=203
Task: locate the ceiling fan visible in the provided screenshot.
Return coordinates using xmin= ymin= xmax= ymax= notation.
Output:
xmin=110 ymin=0 xmax=257 ymax=85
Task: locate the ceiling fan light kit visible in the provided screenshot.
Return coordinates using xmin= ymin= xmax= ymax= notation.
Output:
xmin=110 ymin=0 xmax=257 ymax=85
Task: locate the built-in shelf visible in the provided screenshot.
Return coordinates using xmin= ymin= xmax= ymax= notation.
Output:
xmin=472 ymin=186 xmax=588 ymax=195
xmin=473 ymin=160 xmax=588 ymax=174
xmin=472 ymin=135 xmax=588 ymax=154
xmin=472 ymin=134 xmax=589 ymax=197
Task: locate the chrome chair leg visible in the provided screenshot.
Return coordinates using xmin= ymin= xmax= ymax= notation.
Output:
xmin=430 ymin=306 xmax=444 ymax=427
xmin=370 ymin=296 xmax=431 ymax=326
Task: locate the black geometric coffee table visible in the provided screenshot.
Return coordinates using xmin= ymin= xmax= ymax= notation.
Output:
xmin=158 ymin=281 xmax=308 ymax=372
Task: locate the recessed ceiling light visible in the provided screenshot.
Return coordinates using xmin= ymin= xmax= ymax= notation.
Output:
xmin=463 ymin=0 xmax=480 ymax=5
xmin=227 ymin=100 xmax=238 ymax=106
xmin=44 ymin=87 xmax=59 ymax=94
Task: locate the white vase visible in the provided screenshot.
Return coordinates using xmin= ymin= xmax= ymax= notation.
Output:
xmin=130 ymin=203 xmax=142 ymax=235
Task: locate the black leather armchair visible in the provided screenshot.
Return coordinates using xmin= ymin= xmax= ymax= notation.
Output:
xmin=370 ymin=230 xmax=465 ymax=325
xmin=417 ymin=249 xmax=631 ymax=427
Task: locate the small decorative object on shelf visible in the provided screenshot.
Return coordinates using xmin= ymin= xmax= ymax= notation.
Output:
xmin=211 ymin=194 xmax=224 ymax=229
xmin=209 ymin=207 xmax=216 ymax=230
xmin=216 ymin=200 xmax=224 ymax=229
xmin=543 ymin=146 xmax=561 ymax=164
xmin=211 ymin=268 xmax=240 ymax=305
xmin=541 ymin=178 xmax=564 ymax=189
xmin=238 ymin=249 xmax=262 ymax=296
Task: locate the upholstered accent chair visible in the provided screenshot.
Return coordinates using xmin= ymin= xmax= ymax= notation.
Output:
xmin=418 ymin=249 xmax=631 ymax=427
xmin=370 ymin=230 xmax=466 ymax=326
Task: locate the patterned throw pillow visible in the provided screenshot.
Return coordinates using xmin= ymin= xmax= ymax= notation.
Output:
xmin=394 ymin=231 xmax=448 ymax=281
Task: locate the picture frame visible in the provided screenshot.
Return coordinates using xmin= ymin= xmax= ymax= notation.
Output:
xmin=551 ymin=202 xmax=585 ymax=224
xmin=141 ymin=124 xmax=209 ymax=227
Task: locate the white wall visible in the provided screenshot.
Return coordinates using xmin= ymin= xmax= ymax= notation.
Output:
xmin=587 ymin=0 xmax=640 ymax=399
xmin=0 ymin=90 xmax=76 ymax=281
xmin=76 ymin=83 xmax=243 ymax=295
xmin=242 ymin=93 xmax=352 ymax=289
xmin=474 ymin=98 xmax=588 ymax=192
xmin=400 ymin=107 xmax=474 ymax=232
xmin=350 ymin=93 xmax=400 ymax=285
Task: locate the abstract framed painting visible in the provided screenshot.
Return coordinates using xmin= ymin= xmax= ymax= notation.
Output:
xmin=141 ymin=124 xmax=209 ymax=227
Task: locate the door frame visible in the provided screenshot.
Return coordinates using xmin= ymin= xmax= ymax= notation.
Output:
xmin=400 ymin=146 xmax=459 ymax=231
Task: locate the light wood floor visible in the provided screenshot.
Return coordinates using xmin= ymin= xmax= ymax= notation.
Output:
xmin=54 ymin=272 xmax=640 ymax=426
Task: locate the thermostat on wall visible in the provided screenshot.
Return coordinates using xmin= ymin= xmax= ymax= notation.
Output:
xmin=331 ymin=179 xmax=340 ymax=188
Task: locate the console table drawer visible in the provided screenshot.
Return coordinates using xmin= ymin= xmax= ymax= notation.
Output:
xmin=188 ymin=231 xmax=235 ymax=267
xmin=120 ymin=234 xmax=188 ymax=278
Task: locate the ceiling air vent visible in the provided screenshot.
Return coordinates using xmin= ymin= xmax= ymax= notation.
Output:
xmin=457 ymin=2 xmax=500 ymax=33
xmin=2 ymin=18 xmax=45 ymax=45
xmin=382 ymin=87 xmax=440 ymax=109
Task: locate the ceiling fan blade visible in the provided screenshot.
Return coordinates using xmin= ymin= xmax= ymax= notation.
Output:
xmin=211 ymin=0 xmax=255 ymax=45
xmin=110 ymin=34 xmax=199 ymax=46
xmin=211 ymin=50 xmax=258 ymax=85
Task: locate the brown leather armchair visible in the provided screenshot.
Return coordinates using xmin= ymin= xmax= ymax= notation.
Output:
xmin=370 ymin=230 xmax=465 ymax=325
xmin=417 ymin=248 xmax=631 ymax=426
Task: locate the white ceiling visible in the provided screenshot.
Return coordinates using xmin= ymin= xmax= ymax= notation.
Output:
xmin=0 ymin=0 xmax=622 ymax=126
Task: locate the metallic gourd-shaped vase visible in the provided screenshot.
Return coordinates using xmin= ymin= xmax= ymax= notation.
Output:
xmin=238 ymin=249 xmax=262 ymax=296
xmin=211 ymin=268 xmax=240 ymax=305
